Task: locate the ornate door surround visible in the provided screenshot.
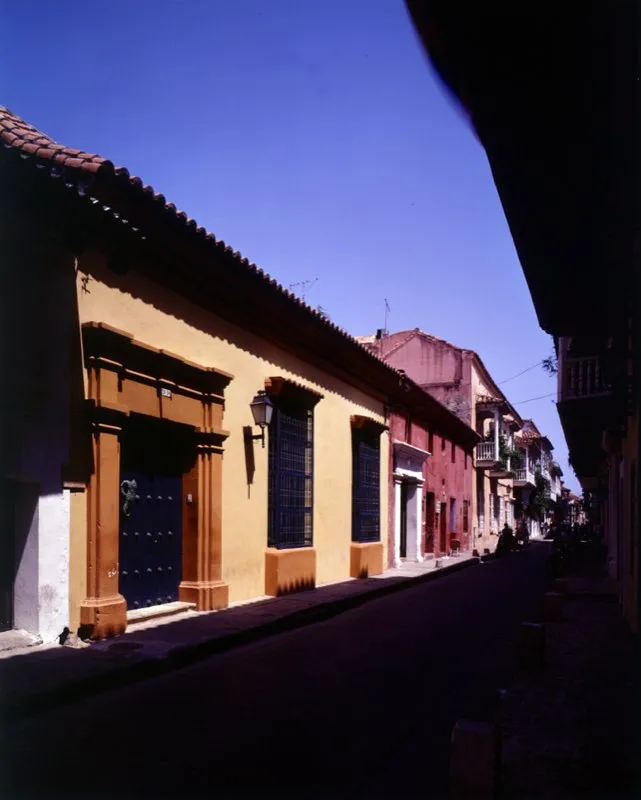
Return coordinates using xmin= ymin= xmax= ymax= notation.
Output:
xmin=79 ymin=322 xmax=233 ymax=638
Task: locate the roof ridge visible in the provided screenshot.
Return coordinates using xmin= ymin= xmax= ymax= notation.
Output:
xmin=2 ymin=104 xmax=480 ymax=446
xmin=0 ymin=105 xmax=114 ymax=175
xmin=382 ymin=330 xmax=420 ymax=358
xmin=0 ymin=105 xmax=378 ymax=353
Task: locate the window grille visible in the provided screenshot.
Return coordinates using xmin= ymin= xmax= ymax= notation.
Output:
xmin=352 ymin=430 xmax=381 ymax=542
xmin=268 ymin=400 xmax=314 ymax=548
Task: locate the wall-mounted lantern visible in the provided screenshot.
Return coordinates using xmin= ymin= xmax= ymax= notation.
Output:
xmin=249 ymin=390 xmax=274 ymax=448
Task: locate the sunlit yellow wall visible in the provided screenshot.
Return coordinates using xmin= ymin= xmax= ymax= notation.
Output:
xmin=72 ymin=252 xmax=388 ymax=609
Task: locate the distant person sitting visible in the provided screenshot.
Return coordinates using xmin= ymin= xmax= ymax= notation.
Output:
xmin=497 ymin=522 xmax=515 ymax=554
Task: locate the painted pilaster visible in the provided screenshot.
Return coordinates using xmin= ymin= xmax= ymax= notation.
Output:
xmin=179 ymin=434 xmax=229 ymax=610
xmin=394 ymin=478 xmax=402 ymax=567
xmin=80 ymin=419 xmax=127 ymax=638
xmin=493 ymin=408 xmax=500 ymax=461
xmin=415 ymin=481 xmax=424 ymax=562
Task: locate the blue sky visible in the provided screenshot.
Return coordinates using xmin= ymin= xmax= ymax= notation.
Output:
xmin=1 ymin=0 xmax=577 ymax=490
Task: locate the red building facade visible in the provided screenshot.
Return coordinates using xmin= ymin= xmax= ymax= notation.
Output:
xmin=387 ymin=403 xmax=475 ymax=568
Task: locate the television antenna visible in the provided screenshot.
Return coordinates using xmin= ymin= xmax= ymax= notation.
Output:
xmin=289 ymin=277 xmax=319 ymax=302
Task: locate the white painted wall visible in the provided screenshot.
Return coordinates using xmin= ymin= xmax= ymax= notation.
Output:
xmin=13 ymin=483 xmax=39 ymax=633
xmin=6 ymin=240 xmax=74 ymax=642
xmin=12 ymin=489 xmax=69 ymax=642
xmin=37 ymin=492 xmax=70 ymax=642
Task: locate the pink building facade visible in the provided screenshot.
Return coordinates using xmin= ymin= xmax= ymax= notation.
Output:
xmin=360 ymin=329 xmax=524 ymax=555
xmin=386 ymin=401 xmax=475 ymax=568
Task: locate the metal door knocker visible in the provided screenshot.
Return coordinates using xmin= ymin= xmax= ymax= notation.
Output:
xmin=121 ymin=479 xmax=139 ymax=518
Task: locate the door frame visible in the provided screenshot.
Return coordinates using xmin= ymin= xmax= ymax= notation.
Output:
xmin=424 ymin=491 xmax=435 ymax=554
xmin=79 ymin=322 xmax=233 ymax=638
xmin=439 ymin=502 xmax=448 ymax=554
xmin=399 ymin=482 xmax=408 ymax=559
xmin=392 ymin=441 xmax=429 ymax=567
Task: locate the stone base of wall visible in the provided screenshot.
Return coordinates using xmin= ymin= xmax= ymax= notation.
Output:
xmin=80 ymin=594 xmax=127 ymax=640
xmin=265 ymin=547 xmax=317 ymax=596
xmin=350 ymin=541 xmax=384 ymax=578
xmin=179 ymin=580 xmax=229 ymax=611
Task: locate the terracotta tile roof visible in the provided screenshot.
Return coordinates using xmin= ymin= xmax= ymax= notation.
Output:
xmin=515 ymin=429 xmax=543 ymax=445
xmin=1 ymin=106 xmax=480 ymax=446
xmin=0 ymin=107 xmax=113 ymax=175
xmin=0 ymin=105 xmax=380 ymax=359
xmin=516 ymin=419 xmax=553 ymax=450
xmin=476 ymin=393 xmax=503 ymax=405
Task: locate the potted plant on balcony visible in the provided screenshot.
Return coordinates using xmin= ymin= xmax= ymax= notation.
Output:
xmin=498 ymin=435 xmax=522 ymax=477
xmin=525 ymin=472 xmax=554 ymax=529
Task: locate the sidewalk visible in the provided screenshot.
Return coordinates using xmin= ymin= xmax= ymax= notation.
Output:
xmin=497 ymin=563 xmax=638 ymax=798
xmin=1 ymin=551 xmax=479 ymax=721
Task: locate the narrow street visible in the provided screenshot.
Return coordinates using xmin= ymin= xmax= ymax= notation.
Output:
xmin=3 ymin=548 xmax=548 ymax=799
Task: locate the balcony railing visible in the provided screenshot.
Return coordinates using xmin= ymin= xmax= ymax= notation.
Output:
xmin=514 ymin=468 xmax=535 ymax=485
xmin=561 ymin=356 xmax=611 ymax=400
xmin=475 ymin=441 xmax=497 ymax=463
xmin=535 ymin=461 xmax=551 ymax=481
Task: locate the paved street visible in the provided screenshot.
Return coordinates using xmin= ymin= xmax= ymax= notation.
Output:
xmin=2 ymin=548 xmax=548 ymax=799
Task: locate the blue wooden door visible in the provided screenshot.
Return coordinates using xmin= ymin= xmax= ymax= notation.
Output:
xmin=119 ymin=470 xmax=182 ymax=610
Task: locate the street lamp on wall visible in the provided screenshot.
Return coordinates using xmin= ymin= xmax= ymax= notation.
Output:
xmin=249 ymin=390 xmax=274 ymax=448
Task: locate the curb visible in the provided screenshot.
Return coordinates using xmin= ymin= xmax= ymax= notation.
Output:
xmin=4 ymin=554 xmax=495 ymax=722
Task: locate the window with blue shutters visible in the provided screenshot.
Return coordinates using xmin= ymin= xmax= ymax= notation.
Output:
xmin=352 ymin=429 xmax=381 ymax=543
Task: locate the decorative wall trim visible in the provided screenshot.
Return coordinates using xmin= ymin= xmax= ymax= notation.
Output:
xmin=265 ymin=376 xmax=323 ymax=407
xmin=393 ymin=440 xmax=430 ymax=482
xmin=350 ymin=415 xmax=388 ymax=436
xmin=79 ymin=322 xmax=232 ymax=638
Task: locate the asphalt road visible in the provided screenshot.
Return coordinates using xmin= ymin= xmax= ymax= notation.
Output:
xmin=2 ymin=546 xmax=548 ymax=799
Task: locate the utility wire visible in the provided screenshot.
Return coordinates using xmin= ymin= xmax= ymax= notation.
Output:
xmin=512 ymin=391 xmax=557 ymax=405
xmin=498 ymin=360 xmax=544 ymax=385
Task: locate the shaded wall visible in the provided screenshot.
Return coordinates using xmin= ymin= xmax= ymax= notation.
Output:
xmin=1 ymin=231 xmax=75 ymax=640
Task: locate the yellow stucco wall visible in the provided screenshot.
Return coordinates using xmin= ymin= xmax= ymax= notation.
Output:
xmin=71 ymin=253 xmax=389 ymax=611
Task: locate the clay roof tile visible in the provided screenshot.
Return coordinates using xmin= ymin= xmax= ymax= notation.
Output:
xmin=0 ymin=104 xmax=481 ymax=433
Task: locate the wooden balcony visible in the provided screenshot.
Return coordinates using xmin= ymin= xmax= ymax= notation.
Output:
xmin=514 ymin=468 xmax=536 ymax=487
xmin=475 ymin=441 xmax=498 ymax=468
xmin=561 ymin=356 xmax=611 ymax=401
